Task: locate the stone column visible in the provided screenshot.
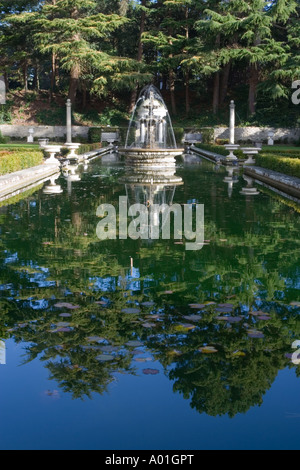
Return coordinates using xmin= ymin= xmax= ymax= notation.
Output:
xmin=66 ymin=99 xmax=72 ymax=144
xmin=229 ymin=100 xmax=235 ymax=144
xmin=158 ymin=120 xmax=164 ymax=144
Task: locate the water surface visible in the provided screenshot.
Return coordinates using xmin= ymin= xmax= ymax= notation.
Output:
xmin=0 ymin=159 xmax=300 ymax=450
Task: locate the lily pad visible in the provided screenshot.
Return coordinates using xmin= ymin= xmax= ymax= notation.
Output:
xmin=183 ymin=315 xmax=202 ymax=321
xmin=125 ymin=340 xmax=143 ymax=347
xmin=189 ymin=303 xmax=206 ymax=309
xmin=59 ymin=313 xmax=72 ymax=318
xmin=199 ymin=346 xmax=218 ymax=354
xmin=141 ymin=301 xmax=155 ymax=307
xmin=232 ymin=351 xmax=246 ymax=357
xmin=134 ymin=357 xmax=153 ymax=362
xmin=247 ymin=329 xmax=264 ymax=339
xmin=54 ymin=302 xmax=80 ymax=309
xmin=142 ymin=322 xmax=156 ymax=328
xmin=86 ymin=336 xmax=105 ymax=343
xmin=142 ymin=368 xmax=159 ymax=375
xmin=96 ymin=354 xmax=115 ymax=362
xmin=258 ymin=315 xmax=271 ymax=321
xmin=121 ymin=308 xmax=141 ymax=314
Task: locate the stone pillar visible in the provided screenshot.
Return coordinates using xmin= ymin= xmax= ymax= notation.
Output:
xmin=229 ymin=100 xmax=235 ymax=145
xmin=66 ymin=99 xmax=72 ymax=144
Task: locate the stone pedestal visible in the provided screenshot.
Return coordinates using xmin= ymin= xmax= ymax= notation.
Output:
xmin=43 ymin=145 xmax=62 ymax=165
xmin=241 ymin=147 xmax=259 ymax=165
xmin=64 ymin=143 xmax=81 ymax=158
xmin=224 ymin=144 xmax=240 ymax=162
xmin=43 ymin=175 xmax=63 ymax=194
xmin=240 ymin=176 xmax=260 ymax=196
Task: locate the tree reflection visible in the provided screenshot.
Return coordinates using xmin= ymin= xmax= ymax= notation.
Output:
xmin=0 ymin=161 xmax=299 ymax=413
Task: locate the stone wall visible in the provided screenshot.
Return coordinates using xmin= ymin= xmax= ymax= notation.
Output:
xmin=1 ymin=124 xmax=299 ymax=144
xmin=214 ymin=127 xmax=300 ymax=144
xmin=0 ymin=125 xmax=90 ymax=141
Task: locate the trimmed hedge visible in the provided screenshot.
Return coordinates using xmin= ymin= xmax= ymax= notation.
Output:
xmin=77 ymin=143 xmax=102 ymax=155
xmin=260 ymin=148 xmax=300 ymax=158
xmin=0 ymin=149 xmax=44 ymax=175
xmin=256 ymin=154 xmax=300 ymax=178
xmin=195 ymin=143 xmax=244 ymax=159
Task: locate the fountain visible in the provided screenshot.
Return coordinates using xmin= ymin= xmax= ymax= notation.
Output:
xmin=121 ymin=85 xmax=184 ymax=166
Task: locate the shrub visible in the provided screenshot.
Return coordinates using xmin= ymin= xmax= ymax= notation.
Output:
xmin=0 ymin=130 xmax=9 ymax=144
xmin=88 ymin=127 xmax=102 ymax=143
xmin=199 ymin=127 xmax=214 ymax=144
xmin=256 ymin=154 xmax=300 ymax=178
xmin=0 ymin=149 xmax=44 ymax=175
xmin=173 ymin=127 xmax=184 ymax=145
xmin=77 ymin=143 xmax=101 ymax=155
xmin=196 ymin=143 xmax=244 ymax=159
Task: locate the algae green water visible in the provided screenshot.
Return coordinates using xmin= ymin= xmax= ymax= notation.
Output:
xmin=0 ymin=159 xmax=299 ymax=450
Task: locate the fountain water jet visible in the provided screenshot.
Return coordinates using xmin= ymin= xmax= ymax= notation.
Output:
xmin=121 ymin=85 xmax=184 ymax=166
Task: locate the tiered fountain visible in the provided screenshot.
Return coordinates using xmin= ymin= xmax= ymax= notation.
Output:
xmin=121 ymin=85 xmax=184 ymax=167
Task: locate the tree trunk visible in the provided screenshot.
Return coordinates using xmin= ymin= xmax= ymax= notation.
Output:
xmin=169 ymin=68 xmax=177 ymax=115
xmin=129 ymin=0 xmax=146 ymax=113
xmin=50 ymin=53 xmax=56 ymax=101
xmin=220 ymin=61 xmax=231 ymax=104
xmin=212 ymin=72 xmax=220 ymax=115
xmin=248 ymin=65 xmax=258 ymax=115
xmin=23 ymin=62 xmax=28 ymax=93
xmin=68 ymin=63 xmax=80 ymax=104
xmin=185 ymin=71 xmax=190 ymax=115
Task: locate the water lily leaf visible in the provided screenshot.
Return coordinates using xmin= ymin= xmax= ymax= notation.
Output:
xmin=54 ymin=302 xmax=80 ymax=309
xmin=142 ymin=368 xmax=159 ymax=375
xmin=183 ymin=315 xmax=202 ymax=321
xmin=199 ymin=346 xmax=218 ymax=354
xmin=141 ymin=301 xmax=155 ymax=307
xmin=258 ymin=315 xmax=271 ymax=321
xmin=57 ymin=322 xmax=70 ymax=327
xmin=96 ymin=354 xmax=115 ymax=362
xmin=135 ymin=357 xmax=152 ymax=362
xmin=218 ymin=303 xmax=234 ymax=308
xmin=59 ymin=313 xmax=72 ymax=317
xmin=86 ymin=336 xmax=105 ymax=343
xmin=54 ymin=327 xmax=72 ymax=333
xmin=121 ymin=308 xmax=141 ymax=314
xmin=215 ymin=307 xmax=234 ymax=313
xmin=247 ymin=329 xmax=264 ymax=338
xmin=189 ymin=303 xmax=206 ymax=309
xmin=125 ymin=340 xmax=143 ymax=347
xmin=232 ymin=351 xmax=246 ymax=357
xmin=290 ymin=302 xmax=300 ymax=307
xmin=142 ymin=322 xmax=156 ymax=328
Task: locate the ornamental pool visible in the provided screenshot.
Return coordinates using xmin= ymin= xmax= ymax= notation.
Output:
xmin=0 ymin=158 xmax=300 ymax=450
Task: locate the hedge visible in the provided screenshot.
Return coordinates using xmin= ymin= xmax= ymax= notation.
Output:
xmin=255 ymin=154 xmax=300 ymax=178
xmin=195 ymin=143 xmax=244 ymax=159
xmin=0 ymin=149 xmax=44 ymax=175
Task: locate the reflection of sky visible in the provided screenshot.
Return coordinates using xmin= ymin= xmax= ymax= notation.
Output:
xmin=90 ymin=267 xmax=142 ymax=292
xmin=4 ymin=252 xmax=18 ymax=264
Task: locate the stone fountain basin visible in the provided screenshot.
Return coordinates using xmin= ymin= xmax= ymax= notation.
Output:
xmin=43 ymin=145 xmax=62 ymax=153
xmin=241 ymin=147 xmax=259 ymax=154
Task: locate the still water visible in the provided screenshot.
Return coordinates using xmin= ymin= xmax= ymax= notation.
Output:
xmin=0 ymin=158 xmax=300 ymax=450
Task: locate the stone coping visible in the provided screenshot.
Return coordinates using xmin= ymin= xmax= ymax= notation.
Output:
xmin=0 ymin=162 xmax=60 ymax=199
xmin=244 ymin=166 xmax=300 ymax=199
